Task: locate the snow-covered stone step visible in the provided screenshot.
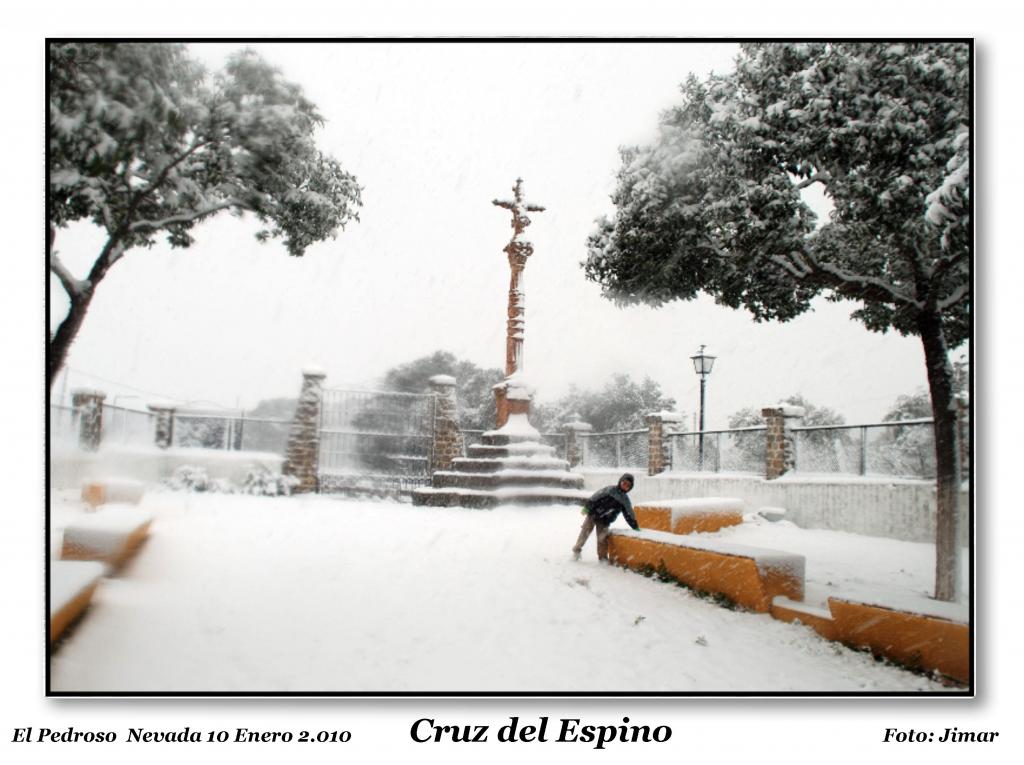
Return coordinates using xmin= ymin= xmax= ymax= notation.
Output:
xmin=466 ymin=443 xmax=556 ymax=460
xmin=81 ymin=478 xmax=145 ymax=508
xmin=61 ymin=506 xmax=154 ymax=568
xmin=634 ymin=497 xmax=744 ymax=535
xmin=50 ymin=560 xmax=106 ymax=642
xmin=450 ymin=456 xmax=570 ymax=474
xmin=608 ymin=528 xmax=805 ymax=612
xmin=432 ymin=469 xmax=584 ymax=491
xmin=413 ymin=485 xmax=590 ymax=508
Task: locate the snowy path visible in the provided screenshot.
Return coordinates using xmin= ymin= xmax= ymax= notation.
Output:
xmin=50 ymin=492 xmax=952 ymax=693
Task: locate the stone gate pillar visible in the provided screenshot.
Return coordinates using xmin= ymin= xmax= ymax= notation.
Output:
xmin=283 ymin=367 xmax=327 ymax=494
xmin=645 ymin=411 xmax=683 ymax=476
xmin=71 ymin=389 xmax=106 ymax=451
xmin=563 ymin=417 xmax=593 ymax=469
xmin=762 ymin=404 xmax=805 ymax=480
xmin=147 ymin=401 xmax=177 ymax=449
xmin=429 ymin=375 xmax=463 ymax=473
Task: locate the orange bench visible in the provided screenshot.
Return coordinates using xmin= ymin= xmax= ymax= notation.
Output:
xmin=608 ymin=529 xmax=804 ymax=612
xmin=634 ymin=497 xmax=744 ymax=535
xmin=50 ymin=560 xmax=106 ymax=642
xmin=61 ymin=507 xmax=154 ymax=569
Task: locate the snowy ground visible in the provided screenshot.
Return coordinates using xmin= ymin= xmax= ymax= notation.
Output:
xmin=49 ymin=490 xmax=960 ymax=693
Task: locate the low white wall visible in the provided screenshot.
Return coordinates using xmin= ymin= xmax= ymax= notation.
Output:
xmin=50 ymin=445 xmax=284 ymax=490
xmin=580 ymin=469 xmax=969 ymax=545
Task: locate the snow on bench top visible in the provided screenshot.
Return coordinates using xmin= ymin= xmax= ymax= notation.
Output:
xmin=830 ymin=591 xmax=969 ymax=624
xmin=772 ymin=596 xmax=834 ymax=621
xmin=64 ymin=505 xmax=154 ymax=533
xmin=637 ymin=497 xmax=745 ymax=518
xmin=612 ymin=527 xmax=805 ymax=576
xmin=62 ymin=506 xmax=154 ymax=555
xmin=50 ymin=560 xmax=106 ymax=616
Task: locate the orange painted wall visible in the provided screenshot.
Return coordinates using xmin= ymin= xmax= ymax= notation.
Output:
xmin=828 ymin=599 xmax=970 ymax=684
xmin=608 ymin=535 xmax=802 ymax=612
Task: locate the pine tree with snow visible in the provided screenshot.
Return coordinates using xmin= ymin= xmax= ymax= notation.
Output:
xmin=49 ymin=43 xmax=362 ymax=387
xmin=585 ymin=42 xmax=969 ymax=600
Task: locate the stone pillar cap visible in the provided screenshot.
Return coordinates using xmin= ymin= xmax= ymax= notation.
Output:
xmin=71 ymin=388 xmax=106 ymax=399
xmin=564 ymin=420 xmax=593 ymax=432
xmin=646 ymin=410 xmax=684 ymax=423
xmin=302 ymin=365 xmax=327 ymax=378
xmin=147 ymin=399 xmax=178 ymax=411
xmin=763 ymin=404 xmax=806 ymax=417
xmin=429 ymin=374 xmax=457 ymax=387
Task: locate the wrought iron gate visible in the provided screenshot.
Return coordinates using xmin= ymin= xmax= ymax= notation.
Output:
xmin=317 ymin=388 xmax=437 ymax=496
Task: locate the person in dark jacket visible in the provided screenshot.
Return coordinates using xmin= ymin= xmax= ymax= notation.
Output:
xmin=572 ymin=472 xmax=639 ymax=561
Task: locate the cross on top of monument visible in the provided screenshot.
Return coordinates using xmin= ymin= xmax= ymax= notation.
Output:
xmin=492 ymin=178 xmax=545 ymax=242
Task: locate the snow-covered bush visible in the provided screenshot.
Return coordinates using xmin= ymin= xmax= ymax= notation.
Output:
xmin=240 ymin=466 xmax=299 ymax=497
xmin=165 ymin=465 xmax=214 ymax=493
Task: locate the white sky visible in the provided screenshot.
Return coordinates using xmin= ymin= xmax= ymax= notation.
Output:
xmin=49 ymin=41 xmax=945 ymax=426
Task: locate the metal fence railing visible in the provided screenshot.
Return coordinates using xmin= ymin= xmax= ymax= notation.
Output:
xmin=667 ymin=426 xmax=767 ymax=474
xmin=318 ymin=389 xmax=436 ymax=480
xmin=101 ymin=404 xmax=156 ymax=448
xmin=579 ymin=429 xmax=648 ymax=470
xmin=169 ymin=412 xmax=291 ymax=455
xmin=792 ymin=419 xmax=936 ymax=479
xmin=50 ymin=404 xmax=79 ymax=447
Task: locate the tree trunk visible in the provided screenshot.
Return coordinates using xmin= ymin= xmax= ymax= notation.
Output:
xmin=48 ymin=289 xmax=95 ymax=389
xmin=917 ymin=309 xmax=963 ymax=602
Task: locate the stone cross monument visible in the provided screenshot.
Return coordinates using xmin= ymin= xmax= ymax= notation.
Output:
xmin=492 ymin=178 xmax=545 ymax=427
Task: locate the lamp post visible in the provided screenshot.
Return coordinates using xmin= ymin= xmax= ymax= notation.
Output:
xmin=690 ymin=345 xmax=716 ymax=470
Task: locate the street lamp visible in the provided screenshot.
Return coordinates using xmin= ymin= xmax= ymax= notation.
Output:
xmin=690 ymin=345 xmax=716 ymax=470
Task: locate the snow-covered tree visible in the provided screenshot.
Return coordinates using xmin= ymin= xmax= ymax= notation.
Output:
xmin=729 ymin=394 xmax=848 ymax=472
xmin=380 ymin=350 xmax=504 ymax=431
xmin=585 ymin=43 xmax=969 ymax=600
xmin=532 ymin=374 xmax=677 ymax=433
xmin=49 ymin=43 xmax=362 ymax=387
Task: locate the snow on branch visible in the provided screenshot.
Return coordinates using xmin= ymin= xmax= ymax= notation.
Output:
xmin=50 ymin=253 xmax=90 ymax=298
xmin=808 ymin=256 xmax=922 ymax=308
xmin=793 ymin=172 xmax=831 ymax=191
xmin=128 ymin=199 xmax=242 ymax=233
xmin=937 ymin=283 xmax=969 ymax=311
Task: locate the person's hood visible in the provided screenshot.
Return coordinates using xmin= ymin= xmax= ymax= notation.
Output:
xmin=619 ymin=473 xmax=635 ymax=492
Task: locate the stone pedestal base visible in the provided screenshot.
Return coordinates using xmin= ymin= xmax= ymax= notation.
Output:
xmin=493 ymin=377 xmax=533 ymax=429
